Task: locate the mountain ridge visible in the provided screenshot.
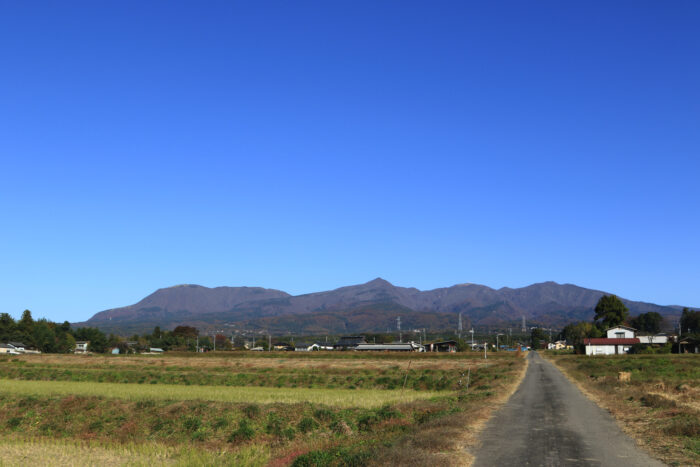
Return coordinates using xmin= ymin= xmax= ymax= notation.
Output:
xmin=76 ymin=279 xmax=686 ymax=335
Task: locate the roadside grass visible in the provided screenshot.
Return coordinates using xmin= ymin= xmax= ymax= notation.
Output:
xmin=546 ymin=353 xmax=700 ymax=466
xmin=0 ymin=379 xmax=438 ymax=408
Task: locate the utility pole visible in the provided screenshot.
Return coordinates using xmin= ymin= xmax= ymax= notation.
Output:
xmin=397 ymin=316 xmax=402 ymax=343
xmin=496 ymin=333 xmax=504 ymax=352
xmin=196 ymin=335 xmax=199 ymax=353
xmin=458 ymin=312 xmax=463 ymax=340
xmin=268 ymin=333 xmax=272 ymax=352
xmin=469 ymin=328 xmax=475 ymax=350
xmin=521 ymin=315 xmax=526 ymax=333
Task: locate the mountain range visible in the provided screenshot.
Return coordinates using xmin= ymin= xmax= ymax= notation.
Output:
xmin=77 ymin=279 xmax=685 ymax=335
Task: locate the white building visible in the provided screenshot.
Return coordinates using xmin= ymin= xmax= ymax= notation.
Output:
xmin=606 ymin=326 xmax=636 ymax=339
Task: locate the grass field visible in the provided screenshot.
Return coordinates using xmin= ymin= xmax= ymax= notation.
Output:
xmin=0 ymin=379 xmax=439 ymax=407
xmin=546 ymin=353 xmax=699 ymax=466
xmin=0 ymin=352 xmax=527 ymax=466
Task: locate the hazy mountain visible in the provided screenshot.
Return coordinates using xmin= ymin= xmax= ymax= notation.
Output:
xmin=77 ymin=279 xmax=685 ymax=335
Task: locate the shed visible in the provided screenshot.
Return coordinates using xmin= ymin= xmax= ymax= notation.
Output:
xmin=426 ymin=340 xmax=458 ymax=352
xmin=333 ymin=336 xmax=367 ymax=350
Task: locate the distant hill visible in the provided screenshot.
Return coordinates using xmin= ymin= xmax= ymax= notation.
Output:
xmin=76 ymin=279 xmax=685 ymax=335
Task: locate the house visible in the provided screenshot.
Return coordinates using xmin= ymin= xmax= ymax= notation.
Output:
xmin=584 ymin=337 xmax=639 ymax=355
xmin=314 ymin=342 xmax=334 ymax=351
xmin=294 ymin=343 xmax=319 ymax=352
xmin=637 ymin=334 xmax=669 ymax=345
xmin=273 ymin=343 xmax=294 ymax=351
xmin=149 ymin=347 xmax=164 ymax=353
xmin=333 ymin=336 xmax=367 ymax=350
xmin=547 ymin=340 xmax=569 ymax=350
xmin=8 ymin=342 xmax=26 ymax=352
xmin=75 ymin=341 xmax=89 ymax=353
xmin=355 ymin=341 xmax=424 ymax=352
xmin=678 ymin=337 xmax=699 ymax=354
xmin=0 ymin=344 xmax=20 ymax=355
xmin=606 ymin=326 xmax=636 ymax=339
xmin=425 ymin=340 xmax=458 ymax=352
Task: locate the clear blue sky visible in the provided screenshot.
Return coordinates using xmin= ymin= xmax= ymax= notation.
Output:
xmin=1 ymin=1 xmax=698 ymax=322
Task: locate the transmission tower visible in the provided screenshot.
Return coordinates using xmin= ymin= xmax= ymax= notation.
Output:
xmin=396 ymin=316 xmax=402 ymax=343
xmin=521 ymin=315 xmax=527 ymax=332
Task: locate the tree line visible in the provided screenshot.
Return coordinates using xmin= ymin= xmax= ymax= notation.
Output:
xmin=544 ymin=295 xmax=700 ymax=352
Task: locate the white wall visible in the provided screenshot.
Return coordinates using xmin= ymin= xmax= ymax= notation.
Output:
xmin=606 ymin=327 xmax=635 ymax=338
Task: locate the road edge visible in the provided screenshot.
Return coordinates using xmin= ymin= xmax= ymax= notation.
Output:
xmin=541 ymin=353 xmax=668 ymax=466
xmin=461 ymin=352 xmax=530 ymax=466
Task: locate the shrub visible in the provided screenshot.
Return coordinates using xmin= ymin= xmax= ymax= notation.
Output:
xmin=265 ymin=412 xmax=286 ymax=436
xmin=228 ymin=419 xmax=255 ymax=442
xmin=298 ymin=416 xmax=318 ymax=433
xmin=243 ymin=404 xmax=260 ymax=419
xmin=640 ymin=394 xmax=676 ymax=409
xmin=665 ymin=414 xmax=700 ymax=437
xmin=182 ymin=416 xmax=202 ymax=432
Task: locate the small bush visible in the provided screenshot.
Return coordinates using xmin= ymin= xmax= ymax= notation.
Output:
xmin=182 ymin=416 xmax=202 ymax=432
xmin=265 ymin=412 xmax=286 ymax=436
xmin=6 ymin=417 xmax=22 ymax=429
xmin=298 ymin=416 xmax=318 ymax=433
xmin=228 ymin=419 xmax=255 ymax=443
xmin=313 ymin=407 xmax=335 ymax=422
xmin=640 ymin=394 xmax=676 ymax=409
xmin=243 ymin=404 xmax=260 ymax=419
xmin=665 ymin=414 xmax=700 ymax=437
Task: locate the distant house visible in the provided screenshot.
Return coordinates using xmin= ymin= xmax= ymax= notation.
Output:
xmin=355 ymin=341 xmax=424 ymax=352
xmin=148 ymin=347 xmax=164 ymax=353
xmin=315 ymin=342 xmax=334 ymax=351
xmin=294 ymin=343 xmax=319 ymax=352
xmin=7 ymin=342 xmax=26 ymax=352
xmin=333 ymin=336 xmax=366 ymax=350
xmin=678 ymin=337 xmax=699 ymax=354
xmin=584 ymin=338 xmax=639 ymax=355
xmin=637 ymin=334 xmax=669 ymax=345
xmin=0 ymin=344 xmax=20 ymax=355
xmin=75 ymin=341 xmax=89 ymax=353
xmin=273 ymin=343 xmax=294 ymax=351
xmin=606 ymin=326 xmax=636 ymax=339
xmin=547 ymin=340 xmax=570 ymax=350
xmin=425 ymin=340 xmax=457 ymax=352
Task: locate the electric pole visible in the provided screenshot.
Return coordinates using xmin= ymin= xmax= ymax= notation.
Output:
xmin=397 ymin=316 xmax=402 ymax=343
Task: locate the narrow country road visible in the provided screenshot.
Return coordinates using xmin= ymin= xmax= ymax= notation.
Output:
xmin=472 ymin=352 xmax=664 ymax=467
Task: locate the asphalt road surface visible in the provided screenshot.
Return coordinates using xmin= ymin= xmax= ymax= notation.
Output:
xmin=472 ymin=352 xmax=665 ymax=467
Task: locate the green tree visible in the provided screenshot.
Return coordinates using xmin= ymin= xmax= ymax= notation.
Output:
xmin=629 ymin=312 xmax=663 ymax=334
xmin=593 ymin=295 xmax=629 ymax=329
xmin=530 ymin=328 xmax=548 ymax=349
xmin=562 ymin=321 xmax=601 ymax=348
xmin=680 ymin=308 xmax=700 ymax=334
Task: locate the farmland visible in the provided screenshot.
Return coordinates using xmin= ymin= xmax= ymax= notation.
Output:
xmin=546 ymin=353 xmax=700 ymax=466
xmin=0 ymin=351 xmax=526 ymax=466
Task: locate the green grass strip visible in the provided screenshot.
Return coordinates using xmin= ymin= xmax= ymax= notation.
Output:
xmin=0 ymin=379 xmax=439 ymax=408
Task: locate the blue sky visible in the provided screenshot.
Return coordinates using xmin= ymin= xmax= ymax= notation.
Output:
xmin=1 ymin=1 xmax=698 ymax=322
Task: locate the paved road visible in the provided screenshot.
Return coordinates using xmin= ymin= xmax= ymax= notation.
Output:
xmin=472 ymin=352 xmax=664 ymax=467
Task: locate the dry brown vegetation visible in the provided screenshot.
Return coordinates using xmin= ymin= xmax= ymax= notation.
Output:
xmin=546 ymin=353 xmax=700 ymax=466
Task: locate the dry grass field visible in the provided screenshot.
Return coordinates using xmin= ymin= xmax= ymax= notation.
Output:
xmin=0 ymin=351 xmax=527 ymax=466
xmin=546 ymin=353 xmax=699 ymax=466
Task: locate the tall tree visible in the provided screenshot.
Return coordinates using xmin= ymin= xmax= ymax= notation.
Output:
xmin=630 ymin=312 xmax=662 ymax=334
xmin=680 ymin=308 xmax=700 ymax=334
xmin=593 ymin=295 xmax=629 ymax=329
